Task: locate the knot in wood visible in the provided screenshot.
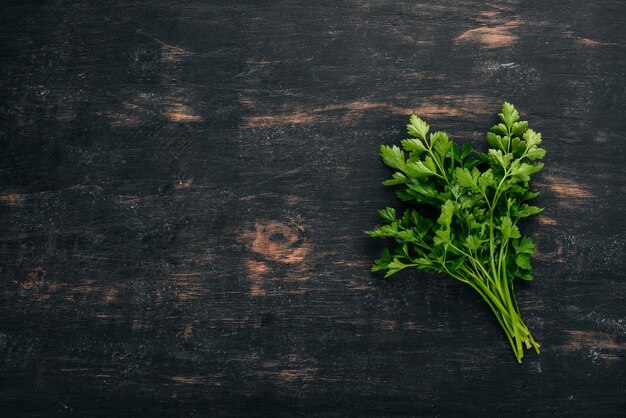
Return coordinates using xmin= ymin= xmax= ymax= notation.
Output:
xmin=247 ymin=220 xmax=307 ymax=264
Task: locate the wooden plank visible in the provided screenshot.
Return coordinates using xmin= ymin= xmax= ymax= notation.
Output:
xmin=0 ymin=0 xmax=624 ymax=415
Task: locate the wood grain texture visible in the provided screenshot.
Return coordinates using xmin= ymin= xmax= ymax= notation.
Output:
xmin=1 ymin=0 xmax=625 ymax=416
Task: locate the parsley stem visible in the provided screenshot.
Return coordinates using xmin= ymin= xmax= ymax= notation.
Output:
xmin=450 ymin=266 xmax=519 ymax=357
xmin=467 ymin=280 xmax=519 ymax=359
xmin=426 ymin=143 xmax=449 ymax=184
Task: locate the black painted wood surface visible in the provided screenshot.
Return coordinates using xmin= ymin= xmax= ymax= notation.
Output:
xmin=1 ymin=1 xmax=625 ymax=416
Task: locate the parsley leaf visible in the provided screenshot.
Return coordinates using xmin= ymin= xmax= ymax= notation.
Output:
xmin=368 ymin=102 xmax=545 ymax=363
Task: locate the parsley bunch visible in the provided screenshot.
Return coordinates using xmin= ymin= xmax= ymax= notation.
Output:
xmin=367 ymin=103 xmax=545 ymax=362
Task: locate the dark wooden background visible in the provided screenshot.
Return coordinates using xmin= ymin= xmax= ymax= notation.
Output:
xmin=1 ymin=0 xmax=625 ymax=416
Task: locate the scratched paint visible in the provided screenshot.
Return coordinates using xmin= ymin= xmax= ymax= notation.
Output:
xmin=1 ymin=0 xmax=625 ymax=416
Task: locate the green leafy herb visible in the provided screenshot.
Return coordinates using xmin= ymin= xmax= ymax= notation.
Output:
xmin=366 ymin=103 xmax=545 ymax=363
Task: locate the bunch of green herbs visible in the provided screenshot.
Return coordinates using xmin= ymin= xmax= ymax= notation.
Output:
xmin=367 ymin=103 xmax=545 ymax=362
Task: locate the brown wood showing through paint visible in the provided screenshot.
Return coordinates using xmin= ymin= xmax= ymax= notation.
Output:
xmin=0 ymin=0 xmax=625 ymax=416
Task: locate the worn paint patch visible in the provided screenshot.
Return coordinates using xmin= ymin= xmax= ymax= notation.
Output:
xmin=243 ymin=95 xmax=492 ymax=128
xmin=536 ymin=215 xmax=557 ymax=225
xmin=244 ymin=111 xmax=316 ymax=127
xmin=246 ymin=259 xmax=268 ymax=297
xmin=171 ymin=375 xmax=204 ymax=385
xmin=105 ymin=111 xmax=143 ymax=128
xmin=62 ymin=278 xmax=108 ymax=302
xmin=394 ymin=31 xmax=433 ymax=46
xmin=132 ymin=319 xmax=151 ymax=331
xmin=174 ymin=179 xmax=193 ymax=190
xmin=247 ymin=259 xmax=269 ymax=275
xmin=534 ymin=233 xmax=565 ymax=263
xmin=379 ymin=319 xmax=398 ymax=331
xmin=283 ymin=195 xmax=305 ymax=206
xmin=162 ymin=103 xmax=202 ymax=122
xmin=220 ymin=315 xmax=262 ymax=329
xmin=103 ymin=101 xmax=152 ymax=128
xmin=563 ymin=31 xmax=614 ymax=47
xmin=12 ymin=267 xmax=58 ymax=302
xmin=238 ymin=95 xmax=257 ymax=107
xmin=576 ymin=37 xmax=608 ymax=47
xmin=156 ymin=38 xmax=194 ymax=62
xmin=172 ymin=272 xmax=205 ymax=302
xmin=0 ymin=194 xmax=25 ymax=205
xmin=403 ymin=321 xmax=419 ymax=331
xmin=277 ymin=368 xmax=318 ymax=381
xmin=257 ymin=358 xmax=318 ymax=382
xmin=104 ymin=91 xmax=202 ymax=127
xmin=594 ymin=133 xmax=607 ymax=143
xmin=562 ymin=330 xmax=626 ymax=353
xmin=543 ymin=175 xmax=593 ymax=199
xmin=103 ymin=288 xmax=118 ymax=303
xmin=241 ymin=220 xmax=309 ymax=265
xmin=456 ymin=20 xmax=521 ymax=48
